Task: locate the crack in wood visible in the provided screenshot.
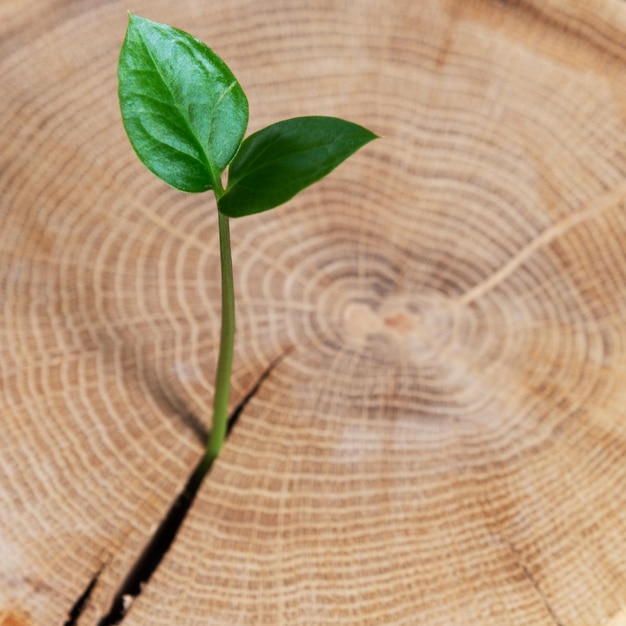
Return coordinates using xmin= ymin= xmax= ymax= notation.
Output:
xmin=502 ymin=538 xmax=564 ymax=626
xmin=97 ymin=351 xmax=288 ymax=625
xmin=455 ymin=182 xmax=626 ymax=307
xmin=63 ymin=566 xmax=103 ymax=626
xmin=227 ymin=350 xmax=289 ymax=436
xmin=517 ymin=560 xmax=564 ymax=626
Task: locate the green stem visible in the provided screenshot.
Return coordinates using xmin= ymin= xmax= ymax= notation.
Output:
xmin=210 ymin=212 xmax=235 ymax=454
xmin=198 ymin=180 xmax=235 ymax=478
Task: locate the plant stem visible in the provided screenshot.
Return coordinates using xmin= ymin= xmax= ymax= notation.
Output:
xmin=210 ymin=212 xmax=235 ymax=454
xmin=197 ymin=183 xmax=235 ymax=479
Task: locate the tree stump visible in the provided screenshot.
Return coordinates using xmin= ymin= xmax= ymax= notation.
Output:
xmin=2 ymin=1 xmax=626 ymax=624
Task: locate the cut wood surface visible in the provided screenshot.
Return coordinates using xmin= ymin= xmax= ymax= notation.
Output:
xmin=2 ymin=0 xmax=626 ymax=624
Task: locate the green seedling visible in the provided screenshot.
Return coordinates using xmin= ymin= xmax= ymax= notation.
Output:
xmin=118 ymin=13 xmax=377 ymax=481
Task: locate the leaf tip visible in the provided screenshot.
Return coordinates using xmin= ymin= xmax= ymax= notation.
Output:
xmin=126 ymin=12 xmax=150 ymax=29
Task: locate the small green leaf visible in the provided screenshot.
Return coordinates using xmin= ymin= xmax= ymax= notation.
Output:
xmin=118 ymin=14 xmax=248 ymax=193
xmin=217 ymin=116 xmax=377 ymax=217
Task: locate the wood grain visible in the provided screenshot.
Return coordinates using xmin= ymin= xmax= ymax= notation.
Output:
xmin=2 ymin=0 xmax=626 ymax=624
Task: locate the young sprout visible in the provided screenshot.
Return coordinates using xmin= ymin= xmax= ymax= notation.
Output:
xmin=118 ymin=13 xmax=377 ymax=482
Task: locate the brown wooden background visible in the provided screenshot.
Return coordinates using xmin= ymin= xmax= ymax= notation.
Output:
xmin=3 ymin=1 xmax=626 ymax=624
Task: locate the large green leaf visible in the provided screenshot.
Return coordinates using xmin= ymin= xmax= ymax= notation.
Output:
xmin=218 ymin=116 xmax=377 ymax=217
xmin=118 ymin=14 xmax=248 ymax=193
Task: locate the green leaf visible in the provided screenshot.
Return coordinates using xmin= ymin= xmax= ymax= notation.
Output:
xmin=217 ymin=116 xmax=377 ymax=217
xmin=118 ymin=13 xmax=248 ymax=193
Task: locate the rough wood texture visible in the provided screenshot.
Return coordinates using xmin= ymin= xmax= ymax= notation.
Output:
xmin=2 ymin=0 xmax=626 ymax=624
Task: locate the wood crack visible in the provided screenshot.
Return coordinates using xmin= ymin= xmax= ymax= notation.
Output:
xmin=503 ymin=538 xmax=564 ymax=626
xmin=517 ymin=561 xmax=564 ymax=626
xmin=456 ymin=183 xmax=626 ymax=307
xmin=227 ymin=349 xmax=290 ymax=436
xmin=97 ymin=350 xmax=288 ymax=626
xmin=63 ymin=566 xmax=103 ymax=626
